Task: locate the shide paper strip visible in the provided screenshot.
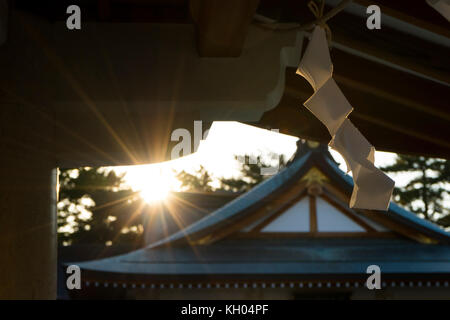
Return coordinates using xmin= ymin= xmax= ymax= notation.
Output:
xmin=296 ymin=27 xmax=332 ymax=91
xmin=304 ymin=77 xmax=353 ymax=137
xmin=329 ymin=120 xmax=373 ymax=174
xmin=330 ymin=120 xmax=395 ymax=210
xmin=297 ymin=26 xmax=394 ymax=211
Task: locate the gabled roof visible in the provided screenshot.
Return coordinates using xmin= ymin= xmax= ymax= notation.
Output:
xmin=324 ymin=155 xmax=450 ymax=243
xmin=145 ymin=142 xmax=450 ymax=248
xmin=142 ymin=190 xmax=240 ymax=245
xmin=73 ymin=142 xmax=450 ymax=281
xmin=73 ymin=238 xmax=450 ymax=280
xmin=146 ymin=148 xmax=312 ymax=248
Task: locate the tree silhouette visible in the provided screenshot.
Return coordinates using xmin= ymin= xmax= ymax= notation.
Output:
xmin=381 ymin=155 xmax=449 ymax=225
xmin=220 ymin=154 xmax=286 ymax=192
xmin=58 ymin=168 xmax=142 ymax=246
xmin=175 ymin=165 xmax=213 ymax=192
xmin=58 ymin=154 xmax=285 ymax=246
xmin=174 ymin=153 xmax=286 ymax=193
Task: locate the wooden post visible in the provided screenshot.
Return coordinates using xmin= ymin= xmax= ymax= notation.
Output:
xmin=190 ymin=0 xmax=260 ymax=57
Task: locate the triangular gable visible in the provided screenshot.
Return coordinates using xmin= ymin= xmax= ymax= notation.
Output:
xmin=240 ymin=194 xmax=391 ymax=235
xmin=316 ymin=198 xmax=365 ymax=232
xmin=260 ymin=198 xmax=310 ymax=232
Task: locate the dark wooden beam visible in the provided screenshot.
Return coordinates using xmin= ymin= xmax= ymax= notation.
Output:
xmin=356 ymin=0 xmax=450 ymax=39
xmin=258 ymin=0 xmax=450 ymax=85
xmin=97 ymin=0 xmax=111 ymax=21
xmin=237 ymin=232 xmax=397 ymax=238
xmin=331 ymin=49 xmax=450 ymax=122
xmin=309 ymin=195 xmax=317 ymax=233
xmin=329 ymin=9 xmax=450 ymax=85
xmin=190 ymin=0 xmax=260 ymax=57
xmin=257 ymin=48 xmax=450 ymax=158
xmin=14 ymin=0 xmax=191 ymax=23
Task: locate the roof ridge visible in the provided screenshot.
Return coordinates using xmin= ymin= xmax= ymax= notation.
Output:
xmin=324 ymin=157 xmax=450 ymax=243
xmin=146 ymin=151 xmax=313 ymax=249
xmin=147 ymin=149 xmax=450 ymax=248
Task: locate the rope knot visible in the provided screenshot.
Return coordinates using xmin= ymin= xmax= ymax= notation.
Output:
xmin=308 ymin=0 xmax=332 ymax=44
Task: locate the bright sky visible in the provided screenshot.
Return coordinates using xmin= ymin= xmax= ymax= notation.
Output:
xmin=112 ymin=121 xmax=407 ymax=203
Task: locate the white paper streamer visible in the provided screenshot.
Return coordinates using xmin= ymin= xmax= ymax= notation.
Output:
xmin=304 ymin=77 xmax=353 ymax=137
xmin=427 ymin=0 xmax=450 ymax=22
xmin=296 ymin=27 xmax=333 ymax=91
xmin=297 ymin=26 xmax=394 ymax=211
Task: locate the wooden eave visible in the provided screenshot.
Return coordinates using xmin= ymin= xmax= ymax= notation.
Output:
xmin=12 ymin=0 xmax=450 ymax=158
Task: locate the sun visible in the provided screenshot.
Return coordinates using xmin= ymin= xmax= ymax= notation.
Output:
xmin=138 ymin=171 xmax=172 ymax=204
xmin=140 ymin=182 xmax=170 ymax=204
xmin=121 ymin=166 xmax=173 ymax=204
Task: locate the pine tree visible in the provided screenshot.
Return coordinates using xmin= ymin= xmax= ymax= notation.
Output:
xmin=58 ymin=168 xmax=141 ymax=246
xmin=175 ymin=165 xmax=213 ymax=192
xmin=220 ymin=154 xmax=286 ymax=192
xmin=381 ymin=155 xmax=449 ymax=225
xmin=174 ymin=154 xmax=286 ymax=193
